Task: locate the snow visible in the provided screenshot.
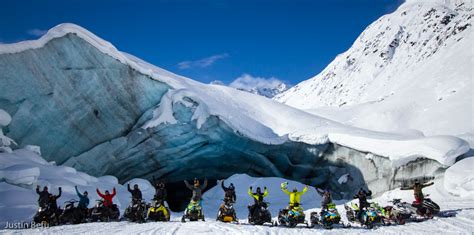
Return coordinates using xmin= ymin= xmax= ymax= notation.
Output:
xmin=275 ymin=0 xmax=473 ymax=145
xmin=0 ymin=109 xmax=11 ymax=127
xmin=0 ymin=109 xmax=15 ymax=153
xmin=444 ymin=157 xmax=474 ymax=197
xmin=338 ymin=174 xmax=350 ymax=185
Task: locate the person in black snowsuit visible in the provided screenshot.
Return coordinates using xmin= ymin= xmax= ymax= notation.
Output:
xmin=354 ymin=188 xmax=372 ymax=222
xmin=44 ymin=187 xmax=62 ymax=221
xmin=36 ymin=185 xmax=51 ymax=207
xmin=248 ymin=186 xmax=268 ymax=219
xmin=152 ymin=176 xmax=167 ymax=205
xmin=315 ymin=188 xmax=332 ymax=210
xmin=221 ymin=180 xmax=236 ymax=203
xmin=127 ymin=184 xmax=143 ymax=202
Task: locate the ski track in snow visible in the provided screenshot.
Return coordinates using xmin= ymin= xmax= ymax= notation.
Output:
xmin=1 ymin=207 xmax=472 ymax=234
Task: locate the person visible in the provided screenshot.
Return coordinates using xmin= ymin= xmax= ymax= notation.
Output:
xmin=127 ymin=184 xmax=143 ymax=201
xmin=280 ymin=182 xmax=309 ymax=211
xmin=401 ymin=180 xmax=434 ymax=205
xmin=152 ymin=176 xmax=167 ymax=205
xmin=353 ymin=188 xmax=372 ymax=222
xmin=315 ymin=188 xmax=332 ymax=210
xmin=221 ymin=180 xmax=236 ymax=203
xmin=247 ymin=186 xmax=269 ymax=218
xmin=183 ymin=178 xmax=208 ymax=220
xmin=36 ymin=185 xmax=51 ymax=207
xmin=48 ymin=187 xmax=62 ymax=213
xmin=353 ymin=188 xmax=372 ymax=210
xmin=184 ymin=178 xmax=208 ymax=204
xmin=96 ymin=187 xmax=116 ymax=207
xmin=75 ymin=186 xmax=90 ymax=209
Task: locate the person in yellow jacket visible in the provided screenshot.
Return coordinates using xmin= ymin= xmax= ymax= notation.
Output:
xmin=248 ymin=186 xmax=268 ymax=219
xmin=281 ymin=182 xmax=309 ymax=211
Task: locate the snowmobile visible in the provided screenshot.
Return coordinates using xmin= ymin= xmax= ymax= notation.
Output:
xmin=123 ymin=198 xmax=147 ymax=223
xmin=344 ymin=202 xmax=380 ymax=228
xmin=277 ymin=204 xmax=309 ymax=228
xmin=384 ymin=198 xmax=414 ymax=225
xmin=217 ymin=199 xmax=238 ymax=223
xmin=310 ymin=203 xmax=349 ymax=229
xmin=59 ymin=199 xmax=87 ymax=224
xmin=181 ymin=200 xmax=205 ymax=222
xmin=90 ymin=199 xmax=120 ymax=222
xmin=33 ymin=203 xmax=60 ymax=226
xmin=418 ymin=195 xmax=440 ymax=217
xmin=248 ymin=201 xmax=273 ymax=226
xmin=147 ymin=199 xmax=170 ymax=222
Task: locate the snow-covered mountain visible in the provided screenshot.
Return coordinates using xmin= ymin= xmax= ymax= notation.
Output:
xmin=212 ymin=74 xmax=290 ymax=98
xmin=234 ymin=82 xmax=289 ymax=98
xmin=0 ymin=23 xmax=469 ymax=211
xmin=275 ymin=0 xmax=473 ymax=141
xmin=232 ymin=80 xmax=289 ymax=98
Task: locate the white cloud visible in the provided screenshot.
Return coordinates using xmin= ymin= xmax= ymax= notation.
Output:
xmin=27 ymin=29 xmax=48 ymax=37
xmin=210 ymin=80 xmax=225 ymax=85
xmin=229 ymin=74 xmax=286 ymax=91
xmin=178 ymin=53 xmax=229 ymax=69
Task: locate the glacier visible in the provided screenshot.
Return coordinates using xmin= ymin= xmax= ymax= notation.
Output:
xmin=0 ymin=23 xmax=469 ymax=210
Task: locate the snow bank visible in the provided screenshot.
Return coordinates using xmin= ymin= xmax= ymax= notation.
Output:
xmin=444 ymin=157 xmax=474 ymax=197
xmin=202 ymin=174 xmax=321 ymax=218
xmin=0 ymin=147 xmax=155 ymax=225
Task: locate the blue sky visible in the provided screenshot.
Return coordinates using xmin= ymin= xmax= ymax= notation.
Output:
xmin=0 ymin=0 xmax=404 ymax=86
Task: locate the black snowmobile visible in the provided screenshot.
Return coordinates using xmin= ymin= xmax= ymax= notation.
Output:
xmin=90 ymin=199 xmax=120 ymax=222
xmin=123 ymin=198 xmax=147 ymax=223
xmin=417 ymin=195 xmax=440 ymax=217
xmin=59 ymin=199 xmax=87 ymax=224
xmin=33 ymin=203 xmax=60 ymax=226
xmin=248 ymin=201 xmax=273 ymax=226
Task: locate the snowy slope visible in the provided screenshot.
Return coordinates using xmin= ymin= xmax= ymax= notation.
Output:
xmin=275 ymin=0 xmax=473 ymax=140
xmin=1 ymin=23 xmax=465 ymax=166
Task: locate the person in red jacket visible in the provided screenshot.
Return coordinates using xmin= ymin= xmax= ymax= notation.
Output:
xmin=96 ymin=188 xmax=116 ymax=207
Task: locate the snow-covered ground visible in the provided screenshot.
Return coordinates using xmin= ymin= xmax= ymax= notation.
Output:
xmin=1 ymin=168 xmax=473 ymax=234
